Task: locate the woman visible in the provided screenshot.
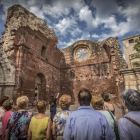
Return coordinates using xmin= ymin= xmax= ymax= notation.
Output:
xmin=118 ymin=89 xmax=140 ymax=140
xmin=91 ymin=95 xmax=117 ymax=140
xmin=2 ymin=99 xmax=13 ymax=140
xmin=102 ymin=92 xmax=115 ymax=115
xmin=52 ymin=94 xmax=72 ymax=140
xmin=0 ymin=96 xmax=9 ymax=139
xmin=49 ymin=93 xmax=60 ymax=121
xmin=6 ymin=96 xmax=33 ymax=140
xmin=27 ymin=101 xmax=51 ymax=140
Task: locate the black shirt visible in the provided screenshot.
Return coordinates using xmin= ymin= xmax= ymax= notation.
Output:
xmin=49 ymin=98 xmax=57 ymax=111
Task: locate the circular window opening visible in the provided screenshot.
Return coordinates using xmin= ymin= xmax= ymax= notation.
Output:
xmin=74 ymin=46 xmax=90 ymax=62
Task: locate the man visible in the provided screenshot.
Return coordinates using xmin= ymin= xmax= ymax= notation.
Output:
xmin=63 ymin=88 xmax=115 ymax=140
xmin=49 ymin=93 xmax=60 ymax=121
xmin=118 ymin=89 xmax=140 ymax=140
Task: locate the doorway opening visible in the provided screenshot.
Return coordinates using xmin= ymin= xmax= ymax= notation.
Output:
xmin=35 ymin=73 xmax=46 ymax=102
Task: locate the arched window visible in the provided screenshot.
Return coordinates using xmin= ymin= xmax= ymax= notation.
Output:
xmin=41 ymin=46 xmax=46 ymax=57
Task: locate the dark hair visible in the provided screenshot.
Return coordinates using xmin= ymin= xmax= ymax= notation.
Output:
xmin=0 ymin=96 xmax=9 ymax=106
xmin=101 ymin=93 xmax=110 ymax=102
xmin=2 ymin=99 xmax=13 ymax=111
xmin=78 ymin=88 xmax=92 ymax=106
xmin=122 ymin=89 xmax=140 ymax=111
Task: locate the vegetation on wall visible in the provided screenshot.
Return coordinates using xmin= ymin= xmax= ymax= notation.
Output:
xmin=133 ymin=41 xmax=140 ymax=67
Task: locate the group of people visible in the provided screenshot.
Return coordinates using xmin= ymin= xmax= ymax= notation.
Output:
xmin=0 ymin=89 xmax=140 ymax=140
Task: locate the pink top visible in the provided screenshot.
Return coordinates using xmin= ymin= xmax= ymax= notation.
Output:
xmin=2 ymin=111 xmax=13 ymax=140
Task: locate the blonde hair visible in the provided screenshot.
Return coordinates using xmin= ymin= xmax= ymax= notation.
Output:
xmin=59 ymin=94 xmax=71 ymax=110
xmin=91 ymin=95 xmax=104 ymax=110
xmin=37 ymin=101 xmax=47 ymax=113
xmin=16 ymin=96 xmax=29 ymax=109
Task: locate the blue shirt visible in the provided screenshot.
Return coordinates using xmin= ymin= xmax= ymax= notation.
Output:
xmin=63 ymin=106 xmax=115 ymax=140
xmin=118 ymin=111 xmax=140 ymax=140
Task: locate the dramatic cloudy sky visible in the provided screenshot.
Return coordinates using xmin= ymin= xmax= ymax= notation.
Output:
xmin=0 ymin=0 xmax=140 ymax=55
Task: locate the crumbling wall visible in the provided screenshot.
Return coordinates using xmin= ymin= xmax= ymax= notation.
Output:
xmin=0 ymin=5 xmax=62 ymax=103
xmin=60 ymin=39 xmax=127 ymax=104
xmin=0 ymin=41 xmax=15 ymax=98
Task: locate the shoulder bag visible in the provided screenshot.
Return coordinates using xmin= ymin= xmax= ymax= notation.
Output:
xmin=124 ymin=116 xmax=140 ymax=128
xmin=107 ymin=110 xmax=120 ymax=140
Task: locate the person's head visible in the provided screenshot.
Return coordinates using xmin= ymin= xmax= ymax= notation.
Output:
xmin=37 ymin=101 xmax=47 ymax=113
xmin=50 ymin=95 xmax=54 ymax=101
xmin=59 ymin=94 xmax=71 ymax=110
xmin=91 ymin=95 xmax=104 ymax=110
xmin=2 ymin=99 xmax=13 ymax=111
xmin=101 ymin=92 xmax=110 ymax=102
xmin=0 ymin=96 xmax=9 ymax=106
xmin=122 ymin=89 xmax=140 ymax=111
xmin=78 ymin=88 xmax=92 ymax=106
xmin=16 ymin=96 xmax=29 ymax=109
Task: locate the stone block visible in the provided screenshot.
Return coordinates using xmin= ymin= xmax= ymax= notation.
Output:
xmin=129 ymin=86 xmax=137 ymax=90
xmin=129 ymin=81 xmax=137 ymax=86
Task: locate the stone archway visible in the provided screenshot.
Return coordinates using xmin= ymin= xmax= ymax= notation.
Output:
xmin=35 ymin=73 xmax=46 ymax=102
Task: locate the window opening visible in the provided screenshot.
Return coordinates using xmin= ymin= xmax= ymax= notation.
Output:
xmin=77 ymin=49 xmax=88 ymax=59
xmin=41 ymin=46 xmax=46 ymax=57
xmin=129 ymin=39 xmax=134 ymax=43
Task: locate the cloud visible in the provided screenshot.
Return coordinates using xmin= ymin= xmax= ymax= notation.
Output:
xmin=54 ymin=17 xmax=81 ymax=37
xmin=29 ymin=5 xmax=45 ymax=19
xmin=41 ymin=4 xmax=71 ymax=19
xmin=0 ymin=0 xmax=140 ymax=50
xmin=79 ymin=6 xmax=100 ymax=29
xmin=58 ymin=32 xmax=91 ymax=49
xmin=91 ymin=0 xmax=119 ymax=18
xmin=92 ymin=34 xmax=100 ymax=38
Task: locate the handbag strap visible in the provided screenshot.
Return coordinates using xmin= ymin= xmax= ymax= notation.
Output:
xmin=107 ymin=110 xmax=116 ymax=123
xmin=11 ymin=111 xmax=27 ymax=128
xmin=124 ymin=116 xmax=140 ymax=128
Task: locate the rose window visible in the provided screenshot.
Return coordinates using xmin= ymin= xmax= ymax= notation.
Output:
xmin=77 ymin=49 xmax=88 ymax=59
xmin=74 ymin=46 xmax=90 ymax=62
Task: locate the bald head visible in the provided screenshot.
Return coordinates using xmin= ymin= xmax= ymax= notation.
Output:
xmin=78 ymin=88 xmax=92 ymax=106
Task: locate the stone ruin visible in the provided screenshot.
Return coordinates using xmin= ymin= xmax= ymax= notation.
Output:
xmin=0 ymin=5 xmax=127 ymax=107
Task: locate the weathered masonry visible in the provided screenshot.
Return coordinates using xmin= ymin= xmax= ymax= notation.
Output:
xmin=0 ymin=5 xmax=127 ymax=106
xmin=121 ymin=35 xmax=140 ymax=92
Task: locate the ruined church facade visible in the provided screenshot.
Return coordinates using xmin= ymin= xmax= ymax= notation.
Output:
xmin=0 ymin=5 xmax=127 ymax=106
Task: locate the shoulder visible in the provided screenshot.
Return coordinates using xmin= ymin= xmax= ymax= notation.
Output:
xmin=118 ymin=117 xmax=128 ymax=126
xmin=45 ymin=117 xmax=50 ymax=121
xmin=11 ymin=111 xmax=18 ymax=116
xmin=27 ymin=111 xmax=33 ymax=117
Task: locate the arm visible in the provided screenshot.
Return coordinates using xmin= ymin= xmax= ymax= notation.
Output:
xmin=118 ymin=119 xmax=131 ymax=140
xmin=46 ymin=118 xmax=51 ymax=140
xmin=27 ymin=126 xmax=32 ymax=140
xmin=52 ymin=122 xmax=56 ymax=140
xmin=49 ymin=104 xmax=50 ymax=110
xmin=63 ymin=117 xmax=72 ymax=140
xmin=56 ymin=93 xmax=60 ymax=99
xmin=102 ymin=115 xmax=115 ymax=140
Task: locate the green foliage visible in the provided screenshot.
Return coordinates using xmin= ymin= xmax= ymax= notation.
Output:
xmin=133 ymin=42 xmax=140 ymax=67
xmin=133 ymin=61 xmax=140 ymax=67
xmin=135 ymin=38 xmax=139 ymax=43
xmin=135 ymin=53 xmax=140 ymax=58
xmin=134 ymin=42 xmax=140 ymax=53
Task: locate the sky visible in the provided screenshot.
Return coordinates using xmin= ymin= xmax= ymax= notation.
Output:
xmin=0 ymin=0 xmax=140 ymax=57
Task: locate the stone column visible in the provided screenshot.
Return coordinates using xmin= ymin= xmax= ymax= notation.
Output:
xmin=135 ymin=68 xmax=140 ymax=92
xmin=120 ymin=69 xmax=137 ymax=90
